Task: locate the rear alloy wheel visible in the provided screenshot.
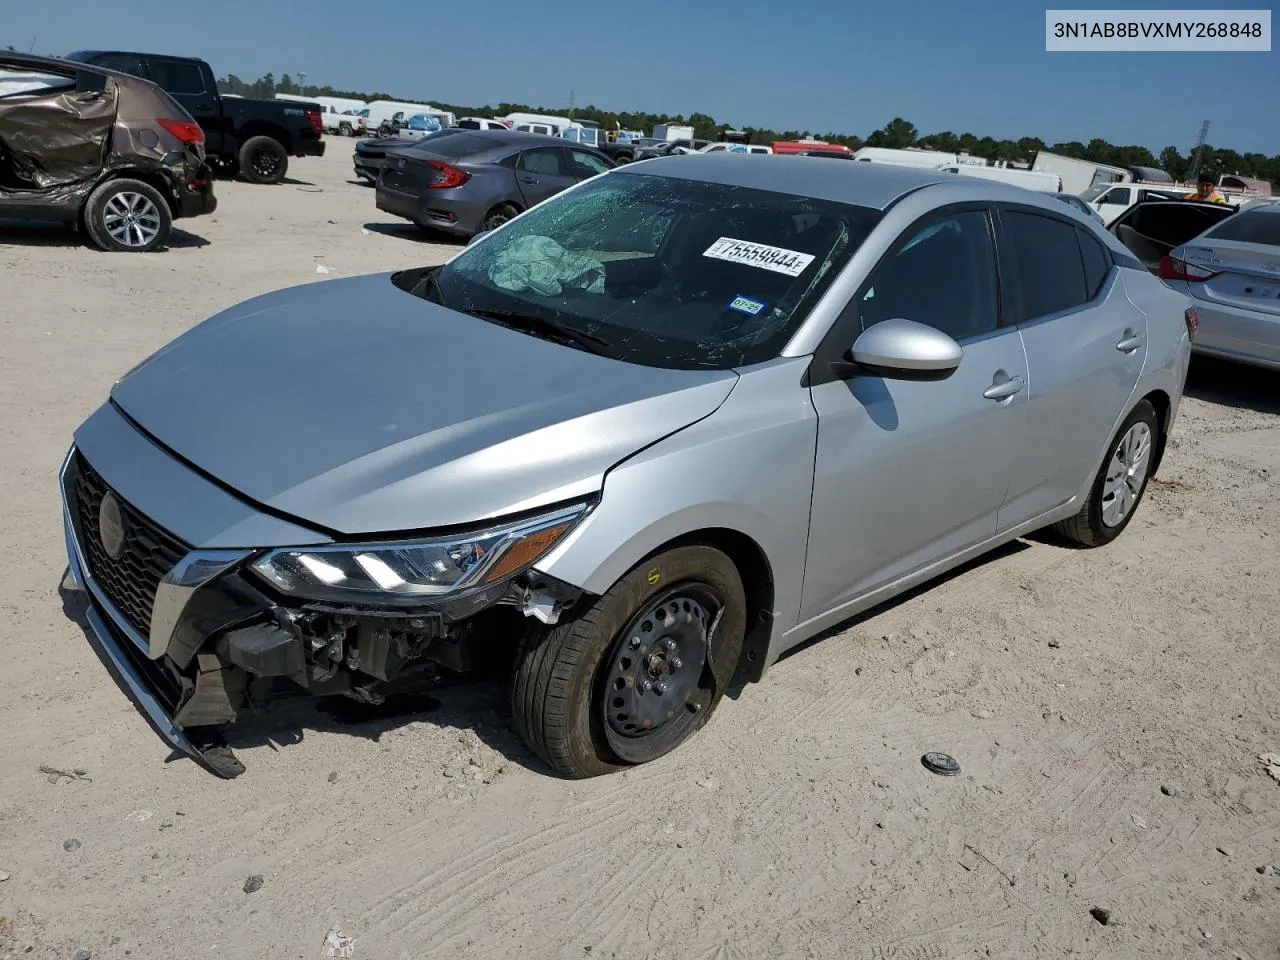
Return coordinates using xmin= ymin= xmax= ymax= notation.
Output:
xmin=1053 ymin=399 xmax=1158 ymax=546
xmin=512 ymin=545 xmax=746 ymax=778
xmin=339 ymin=122 xmax=353 ymax=137
xmin=238 ymin=136 xmax=290 ymax=184
xmin=481 ymin=203 xmax=520 ymax=232
xmin=82 ymin=178 xmax=172 ymax=252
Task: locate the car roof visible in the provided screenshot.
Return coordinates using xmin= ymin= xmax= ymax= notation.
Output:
xmin=624 ymin=154 xmax=964 ymax=209
xmin=66 ymin=50 xmax=199 ymax=63
xmin=2 ymin=51 xmax=146 ymax=83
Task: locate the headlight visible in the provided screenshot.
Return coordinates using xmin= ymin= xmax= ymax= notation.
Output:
xmin=250 ymin=502 xmax=589 ymax=606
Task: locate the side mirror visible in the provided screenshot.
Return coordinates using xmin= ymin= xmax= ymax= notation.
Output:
xmin=842 ymin=317 xmax=962 ymax=381
xmin=467 ymin=230 xmax=491 ymax=246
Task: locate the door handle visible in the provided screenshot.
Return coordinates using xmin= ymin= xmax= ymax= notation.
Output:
xmin=1116 ymin=330 xmax=1144 ymax=353
xmin=983 ymin=373 xmax=1024 ymax=401
xmin=518 ymin=175 xmax=538 ymax=184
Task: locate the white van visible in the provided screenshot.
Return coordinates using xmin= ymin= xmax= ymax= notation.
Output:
xmin=366 ymin=100 xmax=454 ymax=136
xmin=853 ymin=146 xmax=978 ymax=168
xmin=936 ymin=164 xmax=1062 ymax=193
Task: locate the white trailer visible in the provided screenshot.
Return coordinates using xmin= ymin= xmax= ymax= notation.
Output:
xmin=653 ymin=123 xmax=695 ymax=142
xmin=936 ymin=164 xmax=1063 ymax=193
xmin=852 ymin=146 xmax=978 ymax=168
xmin=1031 ymin=151 xmax=1130 ymax=195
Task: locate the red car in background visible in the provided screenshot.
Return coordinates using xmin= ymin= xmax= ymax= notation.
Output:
xmin=770 ymin=140 xmax=855 ymax=159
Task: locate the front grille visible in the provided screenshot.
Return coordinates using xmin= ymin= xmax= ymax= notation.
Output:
xmin=69 ymin=452 xmax=190 ymax=642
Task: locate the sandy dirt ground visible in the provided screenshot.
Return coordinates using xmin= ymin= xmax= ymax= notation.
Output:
xmin=1 ymin=145 xmax=1278 ymax=960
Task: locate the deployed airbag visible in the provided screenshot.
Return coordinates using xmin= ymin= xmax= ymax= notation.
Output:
xmin=489 ymin=235 xmax=606 ymax=296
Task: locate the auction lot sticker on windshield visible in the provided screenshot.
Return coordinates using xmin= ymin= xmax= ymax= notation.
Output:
xmin=703 ymin=238 xmax=815 ymax=277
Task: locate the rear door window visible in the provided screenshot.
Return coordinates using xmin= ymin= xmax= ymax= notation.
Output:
xmin=1077 ymin=228 xmax=1112 ymax=298
xmin=1128 ymin=203 xmax=1231 ymax=248
xmin=150 ymin=59 xmax=206 ymax=95
xmin=86 ymin=54 xmax=146 ymax=79
xmin=1002 ymin=211 xmax=1090 ymax=321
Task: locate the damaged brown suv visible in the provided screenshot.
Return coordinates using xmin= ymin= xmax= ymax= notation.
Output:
xmin=0 ymin=53 xmax=215 ymax=252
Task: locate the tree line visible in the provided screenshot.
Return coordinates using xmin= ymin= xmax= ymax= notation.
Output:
xmin=8 ymin=51 xmax=1266 ymax=186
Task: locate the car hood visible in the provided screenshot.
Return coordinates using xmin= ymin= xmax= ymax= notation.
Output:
xmin=110 ymin=275 xmax=738 ymax=538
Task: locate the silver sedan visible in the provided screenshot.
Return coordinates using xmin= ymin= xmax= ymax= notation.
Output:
xmin=1161 ymin=203 xmax=1280 ymax=370
xmin=61 ymin=156 xmax=1193 ymax=779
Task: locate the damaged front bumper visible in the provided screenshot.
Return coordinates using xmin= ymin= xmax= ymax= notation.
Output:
xmin=60 ymin=407 xmax=583 ymax=774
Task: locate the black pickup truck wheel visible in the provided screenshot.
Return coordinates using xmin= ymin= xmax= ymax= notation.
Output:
xmin=238 ymin=136 xmax=290 ymax=184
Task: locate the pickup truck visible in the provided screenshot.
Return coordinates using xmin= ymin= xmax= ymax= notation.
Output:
xmin=65 ymin=51 xmax=326 ymax=184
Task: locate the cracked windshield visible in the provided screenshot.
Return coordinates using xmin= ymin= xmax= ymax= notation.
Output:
xmin=399 ymin=172 xmax=879 ymax=369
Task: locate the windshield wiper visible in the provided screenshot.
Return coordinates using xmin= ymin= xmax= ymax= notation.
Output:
xmin=466 ymin=308 xmax=612 ymax=355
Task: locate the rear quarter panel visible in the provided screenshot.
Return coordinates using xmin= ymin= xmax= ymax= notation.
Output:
xmin=1122 ymin=265 xmax=1193 ymax=438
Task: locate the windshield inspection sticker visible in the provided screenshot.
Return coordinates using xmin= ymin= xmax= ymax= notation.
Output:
xmin=703 ymin=238 xmax=815 ymax=277
xmin=727 ymin=295 xmax=768 ymax=316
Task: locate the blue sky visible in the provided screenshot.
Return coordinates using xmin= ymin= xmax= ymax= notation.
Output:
xmin=6 ymin=0 xmax=1278 ymax=155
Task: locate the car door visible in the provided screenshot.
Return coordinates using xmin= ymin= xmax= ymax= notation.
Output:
xmin=515 ymin=147 xmax=575 ymax=206
xmin=1093 ymin=185 xmax=1133 ymax=225
xmin=995 ymin=207 xmax=1145 ymax=528
xmin=1110 ymin=202 xmax=1235 ymax=272
xmin=801 ymin=206 xmax=1030 ymax=620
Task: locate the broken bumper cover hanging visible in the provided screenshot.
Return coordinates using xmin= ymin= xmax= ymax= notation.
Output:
xmin=58 ymin=406 xmax=588 ymax=768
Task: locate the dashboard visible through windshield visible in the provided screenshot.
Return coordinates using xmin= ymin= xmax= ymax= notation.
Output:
xmin=393 ymin=171 xmax=881 ymax=370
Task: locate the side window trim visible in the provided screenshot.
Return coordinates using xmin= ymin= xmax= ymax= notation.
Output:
xmin=805 ymin=201 xmax=1000 ymax=388
xmin=1074 ymin=228 xmax=1115 ymax=304
xmin=994 ymin=203 xmax=1104 ymax=327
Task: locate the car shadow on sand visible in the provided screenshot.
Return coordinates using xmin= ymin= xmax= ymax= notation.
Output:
xmin=58 ymin=536 xmax=1058 ymax=779
xmin=750 ymin=539 xmax=1036 ymax=683
xmin=0 ymin=220 xmax=210 ymax=250
xmin=363 ymin=221 xmax=465 ymax=246
xmin=58 ymin=580 xmax=546 ymax=776
xmin=1185 ymin=355 xmax=1280 ymax=415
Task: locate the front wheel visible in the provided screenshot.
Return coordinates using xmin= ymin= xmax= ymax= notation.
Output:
xmin=511 ymin=545 xmax=746 ymax=778
xmin=1053 ymin=399 xmax=1158 ymax=546
xmin=82 ymin=178 xmax=172 ymax=252
xmin=238 ymin=136 xmax=289 ymax=184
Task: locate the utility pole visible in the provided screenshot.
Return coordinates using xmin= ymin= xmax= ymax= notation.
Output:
xmin=1188 ymin=119 xmax=1210 ymax=180
xmin=568 ymin=89 xmax=575 ymax=122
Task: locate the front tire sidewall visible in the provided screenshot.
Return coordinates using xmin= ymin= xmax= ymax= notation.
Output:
xmin=515 ymin=545 xmax=746 ymax=779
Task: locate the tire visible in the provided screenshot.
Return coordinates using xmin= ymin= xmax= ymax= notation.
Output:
xmin=82 ymin=178 xmax=172 ymax=252
xmin=1053 ymin=399 xmax=1158 ymax=547
xmin=614 ymin=153 xmax=633 ymax=164
xmin=481 ymin=203 xmax=520 ymax=233
xmin=511 ymin=544 xmax=747 ymax=778
xmin=338 ymin=122 xmax=353 ymax=137
xmin=237 ymin=136 xmax=289 ymax=184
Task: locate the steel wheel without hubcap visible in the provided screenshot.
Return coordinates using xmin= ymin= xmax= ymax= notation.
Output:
xmin=103 ymin=192 xmax=162 ymax=249
xmin=602 ymin=584 xmax=722 ymax=764
xmin=1101 ymin=421 xmax=1152 ymax=527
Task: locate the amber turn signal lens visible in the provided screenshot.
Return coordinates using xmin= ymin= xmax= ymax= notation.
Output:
xmin=482 ymin=523 xmax=574 ymax=583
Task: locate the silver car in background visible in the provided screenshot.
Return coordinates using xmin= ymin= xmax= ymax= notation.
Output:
xmin=1160 ymin=203 xmax=1280 ymax=369
xmin=60 ymin=156 xmax=1193 ymax=780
